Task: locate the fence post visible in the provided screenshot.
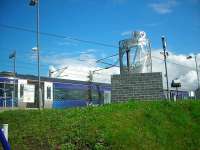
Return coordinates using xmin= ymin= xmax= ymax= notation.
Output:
xmin=0 ymin=124 xmax=10 ymax=150
xmin=2 ymin=124 xmax=8 ymax=141
xmin=12 ymin=91 xmax=14 ymax=109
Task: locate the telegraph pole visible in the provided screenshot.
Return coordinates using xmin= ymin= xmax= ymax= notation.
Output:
xmin=87 ymin=71 xmax=93 ymax=105
xmin=161 ymin=36 xmax=170 ymax=100
xmin=195 ymin=55 xmax=200 ymax=89
xmin=187 ymin=54 xmax=199 ymax=89
xmin=13 ymin=51 xmax=16 ymax=108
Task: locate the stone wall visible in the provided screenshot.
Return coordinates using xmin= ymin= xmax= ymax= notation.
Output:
xmin=111 ymin=72 xmax=164 ymax=102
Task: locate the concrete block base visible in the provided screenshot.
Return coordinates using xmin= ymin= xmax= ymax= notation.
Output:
xmin=111 ymin=72 xmax=164 ymax=102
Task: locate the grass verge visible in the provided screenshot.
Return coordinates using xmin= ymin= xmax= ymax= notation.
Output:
xmin=0 ymin=100 xmax=200 ymax=150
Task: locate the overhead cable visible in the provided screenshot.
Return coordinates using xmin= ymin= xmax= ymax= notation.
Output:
xmin=0 ymin=24 xmax=118 ymax=48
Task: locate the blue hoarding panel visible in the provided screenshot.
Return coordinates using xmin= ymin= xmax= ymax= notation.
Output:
xmin=53 ymin=82 xmax=111 ymax=92
xmin=0 ymin=77 xmax=18 ymax=83
xmin=53 ymin=99 xmax=87 ymax=108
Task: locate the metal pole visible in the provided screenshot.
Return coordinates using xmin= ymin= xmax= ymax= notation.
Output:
xmin=119 ymin=42 xmax=123 ymax=74
xmin=126 ymin=50 xmax=130 ymax=72
xmin=13 ymin=51 xmax=16 ymax=108
xmin=14 ymin=52 xmax=16 ymax=76
xmin=195 ymin=55 xmax=200 ymax=89
xmin=3 ymin=82 xmax=5 ymax=108
xmin=11 ymin=91 xmax=14 ymax=109
xmin=2 ymin=124 xmax=8 ymax=141
xmin=4 ymin=82 xmax=6 ymax=108
xmin=5 ymin=93 xmax=7 ymax=108
xmin=161 ymin=36 xmax=170 ymax=100
xmin=149 ymin=42 xmax=153 ymax=73
xmin=36 ymin=0 xmax=41 ymax=109
xmin=88 ymin=71 xmax=93 ymax=105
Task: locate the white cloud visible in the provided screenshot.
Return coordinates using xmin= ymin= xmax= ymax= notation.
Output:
xmin=152 ymin=50 xmax=200 ymax=90
xmin=121 ymin=30 xmax=132 ymax=36
xmin=149 ymin=0 xmax=178 ymax=14
xmin=43 ymin=50 xmax=120 ymax=83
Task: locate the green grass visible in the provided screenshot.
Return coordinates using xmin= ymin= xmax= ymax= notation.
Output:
xmin=0 ymin=100 xmax=200 ymax=150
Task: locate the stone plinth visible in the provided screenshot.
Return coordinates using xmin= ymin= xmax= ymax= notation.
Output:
xmin=111 ymin=72 xmax=164 ymax=102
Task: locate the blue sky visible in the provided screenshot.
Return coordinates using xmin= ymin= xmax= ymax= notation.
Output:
xmin=0 ymin=0 xmax=200 ymax=78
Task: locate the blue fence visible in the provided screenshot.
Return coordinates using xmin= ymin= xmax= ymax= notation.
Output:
xmin=52 ymin=99 xmax=102 ymax=108
xmin=52 ymin=99 xmax=103 ymax=108
xmin=0 ymin=77 xmax=18 ymax=83
xmin=53 ymin=82 xmax=111 ymax=92
xmin=53 ymin=99 xmax=87 ymax=108
xmin=170 ymin=90 xmax=189 ymax=99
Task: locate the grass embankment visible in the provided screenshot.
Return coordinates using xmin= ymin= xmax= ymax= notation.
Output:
xmin=0 ymin=101 xmax=200 ymax=150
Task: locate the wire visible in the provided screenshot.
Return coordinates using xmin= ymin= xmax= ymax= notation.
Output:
xmin=93 ymin=59 xmax=119 ymax=73
xmin=151 ymin=55 xmax=197 ymax=70
xmin=96 ymin=53 xmax=119 ymax=62
xmin=97 ymin=61 xmax=120 ymax=67
xmin=93 ymin=64 xmax=118 ymax=73
xmin=98 ymin=57 xmax=120 ymax=67
xmin=1 ymin=24 xmax=198 ymax=73
xmin=0 ymin=62 xmax=48 ymax=68
xmin=0 ymin=24 xmax=118 ymax=48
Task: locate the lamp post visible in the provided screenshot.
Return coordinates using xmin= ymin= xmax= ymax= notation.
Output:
xmin=29 ymin=0 xmax=42 ymax=108
xmin=187 ymin=54 xmax=199 ymax=89
xmin=9 ymin=50 xmax=16 ymax=108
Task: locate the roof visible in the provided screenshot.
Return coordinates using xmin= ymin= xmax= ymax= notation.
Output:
xmin=0 ymin=71 xmax=111 ymax=87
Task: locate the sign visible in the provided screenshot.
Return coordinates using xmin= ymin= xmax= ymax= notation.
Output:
xmin=23 ymin=84 xmax=35 ymax=103
xmin=171 ymin=80 xmax=181 ymax=88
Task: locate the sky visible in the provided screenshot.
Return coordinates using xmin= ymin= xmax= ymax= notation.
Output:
xmin=0 ymin=0 xmax=200 ymax=90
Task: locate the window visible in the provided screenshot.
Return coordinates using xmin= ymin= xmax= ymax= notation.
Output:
xmin=54 ymin=87 xmax=104 ymax=101
xmin=0 ymin=83 xmax=3 ymax=97
xmin=54 ymin=88 xmax=88 ymax=100
xmin=47 ymin=86 xmax=51 ymax=99
xmin=0 ymin=89 xmax=3 ymax=97
xmin=20 ymin=84 xmax=24 ymax=98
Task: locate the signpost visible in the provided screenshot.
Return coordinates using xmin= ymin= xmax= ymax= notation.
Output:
xmin=171 ymin=79 xmax=181 ymax=101
xmin=23 ymin=84 xmax=35 ymax=103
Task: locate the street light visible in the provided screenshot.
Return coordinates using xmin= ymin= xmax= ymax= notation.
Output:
xmin=9 ymin=50 xmax=16 ymax=108
xmin=187 ymin=54 xmax=199 ymax=89
xmin=29 ymin=0 xmax=42 ymax=108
